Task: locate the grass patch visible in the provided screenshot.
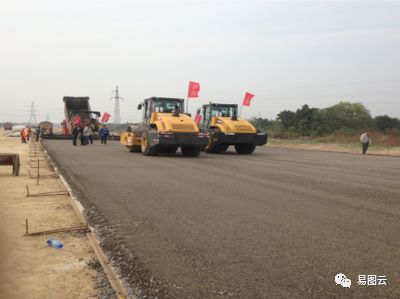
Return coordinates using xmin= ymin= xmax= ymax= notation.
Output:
xmin=269 ymin=130 xmax=400 ymax=149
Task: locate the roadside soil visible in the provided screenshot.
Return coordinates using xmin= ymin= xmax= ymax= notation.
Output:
xmin=0 ymin=129 xmax=113 ymax=298
xmin=268 ymin=139 xmax=400 ymax=157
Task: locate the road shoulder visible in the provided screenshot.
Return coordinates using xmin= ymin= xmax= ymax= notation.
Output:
xmin=0 ymin=130 xmax=112 ymax=298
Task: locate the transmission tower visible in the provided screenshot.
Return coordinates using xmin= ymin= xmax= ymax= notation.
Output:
xmin=28 ymin=102 xmax=38 ymax=126
xmin=110 ymin=86 xmax=124 ymax=124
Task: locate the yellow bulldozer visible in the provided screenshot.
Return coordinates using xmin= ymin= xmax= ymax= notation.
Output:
xmin=120 ymin=97 xmax=208 ymax=156
xmin=197 ymin=103 xmax=268 ymax=154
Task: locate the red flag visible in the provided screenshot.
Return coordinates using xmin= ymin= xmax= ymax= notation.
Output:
xmin=73 ymin=114 xmax=81 ymax=125
xmin=194 ymin=114 xmax=201 ymax=125
xmin=187 ymin=81 xmax=200 ymax=98
xmin=101 ymin=112 xmax=111 ymax=123
xmin=242 ymin=92 xmax=254 ymax=107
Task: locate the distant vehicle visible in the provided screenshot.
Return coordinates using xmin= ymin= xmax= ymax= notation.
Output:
xmin=3 ymin=122 xmax=12 ymax=135
xmin=3 ymin=122 xmax=12 ymax=130
xmin=12 ymin=125 xmax=25 ymax=131
xmin=8 ymin=125 xmax=25 ymax=137
xmin=62 ymin=96 xmax=100 ymax=135
xmin=197 ymin=103 xmax=267 ymax=154
xmin=120 ymin=97 xmax=208 ymax=156
xmin=38 ymin=121 xmax=54 ymax=135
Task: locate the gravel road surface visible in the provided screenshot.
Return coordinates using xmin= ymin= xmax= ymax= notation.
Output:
xmin=44 ymin=140 xmax=400 ymax=298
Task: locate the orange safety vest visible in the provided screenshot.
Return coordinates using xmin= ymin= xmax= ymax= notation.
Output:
xmin=23 ymin=128 xmax=30 ymax=138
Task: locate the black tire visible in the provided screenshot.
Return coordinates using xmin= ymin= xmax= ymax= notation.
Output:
xmin=181 ymin=146 xmax=201 ymax=157
xmin=141 ymin=131 xmax=160 ymax=156
xmin=205 ymin=143 xmax=229 ymax=154
xmin=234 ymin=143 xmax=256 ymax=154
xmin=204 ymin=128 xmax=225 ymax=153
xmin=129 ymin=145 xmax=141 ymax=153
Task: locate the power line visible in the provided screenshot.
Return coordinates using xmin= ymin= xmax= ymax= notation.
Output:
xmin=28 ymin=102 xmax=38 ymax=126
xmin=110 ymin=86 xmax=124 ymax=124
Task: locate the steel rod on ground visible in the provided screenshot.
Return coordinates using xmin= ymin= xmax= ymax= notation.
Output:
xmin=30 ymin=156 xmax=46 ymax=162
xmin=25 ymin=185 xmax=69 ymax=197
xmin=24 ymin=219 xmax=90 ymax=236
xmin=28 ymin=170 xmax=58 ymax=179
xmin=29 ymin=159 xmax=50 ymax=168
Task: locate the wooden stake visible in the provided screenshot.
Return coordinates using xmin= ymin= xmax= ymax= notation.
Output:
xmin=36 ymin=160 xmax=39 ymax=185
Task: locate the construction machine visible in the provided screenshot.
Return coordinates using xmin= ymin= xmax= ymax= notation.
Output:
xmin=120 ymin=97 xmax=208 ymax=156
xmin=197 ymin=103 xmax=267 ymax=154
xmin=38 ymin=121 xmax=54 ymax=136
xmin=62 ymin=97 xmax=100 ymax=135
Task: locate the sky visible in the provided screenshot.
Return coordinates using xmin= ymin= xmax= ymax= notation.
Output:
xmin=0 ymin=0 xmax=399 ymax=123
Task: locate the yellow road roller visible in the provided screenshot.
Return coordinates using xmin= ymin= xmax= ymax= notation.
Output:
xmin=197 ymin=103 xmax=267 ymax=154
xmin=120 ymin=97 xmax=208 ymax=156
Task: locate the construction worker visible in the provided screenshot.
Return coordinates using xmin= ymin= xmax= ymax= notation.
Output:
xmin=79 ymin=125 xmax=85 ymax=146
xmin=20 ymin=129 xmax=26 ymax=143
xmin=83 ymin=124 xmax=92 ymax=146
xmin=35 ymin=126 xmax=41 ymax=142
xmin=71 ymin=125 xmax=80 ymax=146
xmin=360 ymin=131 xmax=372 ymax=154
xmin=23 ymin=128 xmax=31 ymax=142
xmin=88 ymin=124 xmax=94 ymax=144
xmin=99 ymin=124 xmax=110 ymax=144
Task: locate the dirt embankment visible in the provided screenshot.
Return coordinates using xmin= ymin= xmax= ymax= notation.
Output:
xmin=0 ymin=129 xmax=113 ymax=298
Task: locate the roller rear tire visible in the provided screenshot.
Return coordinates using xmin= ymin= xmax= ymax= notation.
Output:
xmin=234 ymin=143 xmax=256 ymax=154
xmin=181 ymin=146 xmax=201 ymax=157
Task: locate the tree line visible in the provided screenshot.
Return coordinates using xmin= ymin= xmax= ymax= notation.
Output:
xmin=250 ymin=102 xmax=400 ymax=137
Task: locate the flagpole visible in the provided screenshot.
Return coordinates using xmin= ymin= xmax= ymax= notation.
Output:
xmin=239 ymin=105 xmax=243 ymax=117
xmin=186 ymin=82 xmax=189 ymax=114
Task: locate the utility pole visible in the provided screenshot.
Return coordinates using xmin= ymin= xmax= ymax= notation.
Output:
xmin=111 ymin=86 xmax=123 ymax=124
xmin=28 ymin=102 xmax=38 ymax=126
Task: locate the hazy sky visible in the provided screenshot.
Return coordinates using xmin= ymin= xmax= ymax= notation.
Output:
xmin=0 ymin=0 xmax=399 ymax=123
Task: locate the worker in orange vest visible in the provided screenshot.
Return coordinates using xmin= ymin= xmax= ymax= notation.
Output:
xmin=23 ymin=128 xmax=31 ymax=141
xmin=20 ymin=129 xmax=26 ymax=143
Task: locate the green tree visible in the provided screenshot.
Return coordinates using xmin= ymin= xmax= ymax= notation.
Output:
xmin=249 ymin=117 xmax=272 ymax=132
xmin=374 ymin=115 xmax=400 ymax=131
xmin=323 ymin=102 xmax=373 ymax=132
xmin=295 ymin=104 xmax=318 ymax=136
xmin=277 ymin=110 xmax=297 ymax=130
